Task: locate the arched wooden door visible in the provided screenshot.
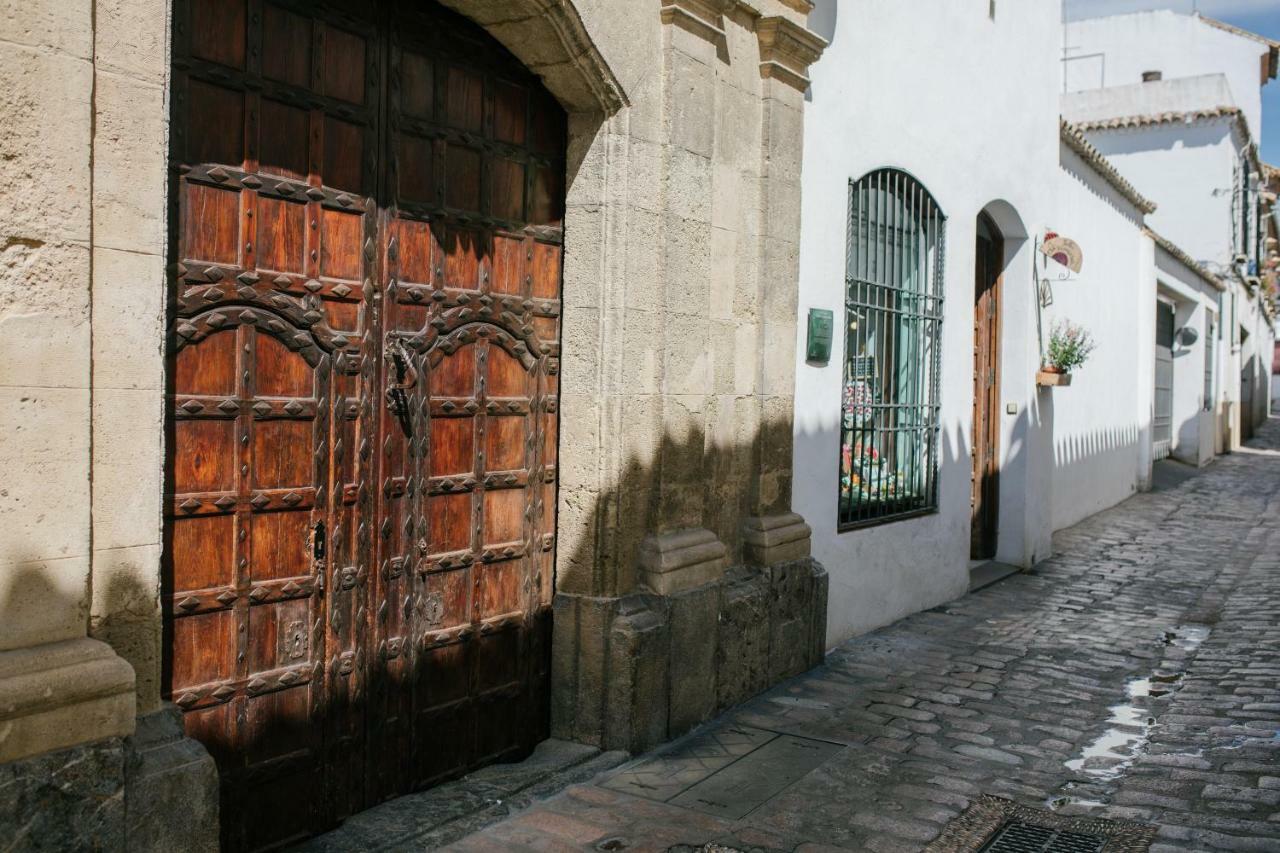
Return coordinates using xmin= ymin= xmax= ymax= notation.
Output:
xmin=970 ymin=213 xmax=1002 ymax=560
xmin=166 ymin=1 xmax=565 ymax=848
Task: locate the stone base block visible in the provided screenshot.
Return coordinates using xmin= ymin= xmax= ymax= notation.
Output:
xmin=125 ymin=705 xmax=219 ymax=853
xmin=767 ymin=557 xmax=828 ymax=683
xmin=0 ymin=735 xmax=126 ymax=852
xmin=552 ymin=555 xmax=827 ymax=754
xmin=0 ymin=699 xmax=218 ymax=852
xmin=604 ymin=595 xmax=669 ymax=751
xmin=0 ymin=637 xmax=136 ymax=764
xmin=716 ymin=567 xmax=771 ymax=711
xmin=667 ymin=583 xmax=719 ymax=733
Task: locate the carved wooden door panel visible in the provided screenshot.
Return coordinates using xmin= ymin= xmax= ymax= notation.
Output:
xmin=370 ymin=0 xmax=564 ymax=798
xmin=168 ymin=0 xmax=379 ymax=849
xmin=168 ymin=0 xmax=563 ymax=846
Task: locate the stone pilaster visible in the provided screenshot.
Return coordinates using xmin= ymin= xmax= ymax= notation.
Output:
xmin=750 ymin=17 xmax=827 ymax=517
xmin=550 ymin=0 xmax=830 ymax=759
xmin=659 ymin=0 xmax=736 ymax=43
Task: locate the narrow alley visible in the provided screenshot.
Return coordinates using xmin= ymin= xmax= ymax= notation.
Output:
xmin=5 ymin=3 xmax=1280 ymax=850
xmin=433 ymin=421 xmax=1280 ymax=852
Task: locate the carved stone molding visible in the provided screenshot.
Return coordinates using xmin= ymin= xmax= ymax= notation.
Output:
xmin=0 ymin=637 xmax=135 ymax=763
xmin=777 ymin=0 xmax=815 ymax=13
xmin=742 ymin=512 xmax=812 ymax=565
xmin=756 ymin=15 xmax=828 ymax=90
xmin=661 ymin=0 xmax=737 ymax=43
xmin=638 ymin=527 xmax=728 ymax=594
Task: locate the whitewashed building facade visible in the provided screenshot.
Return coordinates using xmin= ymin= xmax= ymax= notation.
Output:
xmin=795 ymin=1 xmax=1275 ymax=648
xmin=1062 ymin=9 xmax=1277 ymax=452
xmin=795 ymin=0 xmax=1061 ymax=643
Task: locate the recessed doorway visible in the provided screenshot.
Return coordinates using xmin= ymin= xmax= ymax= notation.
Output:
xmin=971 ymin=212 xmax=1003 ymax=560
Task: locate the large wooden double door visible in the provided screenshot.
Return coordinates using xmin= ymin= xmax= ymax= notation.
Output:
xmin=165 ymin=1 xmax=565 ymax=848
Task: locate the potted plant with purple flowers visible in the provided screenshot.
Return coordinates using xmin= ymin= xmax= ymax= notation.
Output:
xmin=1038 ymin=319 xmax=1095 ymax=387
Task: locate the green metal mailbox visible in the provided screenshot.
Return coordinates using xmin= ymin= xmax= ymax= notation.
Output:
xmin=806 ymin=308 xmax=833 ymax=363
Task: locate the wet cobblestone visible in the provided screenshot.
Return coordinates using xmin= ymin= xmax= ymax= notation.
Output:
xmin=449 ymin=420 xmax=1280 ymax=852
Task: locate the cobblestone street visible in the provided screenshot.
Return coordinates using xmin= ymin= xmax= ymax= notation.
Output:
xmin=441 ymin=419 xmax=1280 ymax=852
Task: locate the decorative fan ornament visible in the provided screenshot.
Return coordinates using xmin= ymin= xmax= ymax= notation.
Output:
xmin=1040 ymin=231 xmax=1084 ymax=274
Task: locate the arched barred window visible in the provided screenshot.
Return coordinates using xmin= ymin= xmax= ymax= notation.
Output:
xmin=840 ymin=169 xmax=945 ymax=529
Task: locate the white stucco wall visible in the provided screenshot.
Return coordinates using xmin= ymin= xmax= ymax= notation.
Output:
xmin=1047 ymin=146 xmax=1151 ymax=532
xmin=795 ymin=0 xmax=1060 ymax=646
xmin=1240 ymin=288 xmax=1274 ymax=432
xmin=1083 ymin=120 xmax=1239 ymax=267
xmin=1063 ymin=11 xmax=1270 ymax=140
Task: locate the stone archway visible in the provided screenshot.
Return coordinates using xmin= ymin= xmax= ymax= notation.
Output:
xmin=437 ymin=0 xmax=627 ymax=115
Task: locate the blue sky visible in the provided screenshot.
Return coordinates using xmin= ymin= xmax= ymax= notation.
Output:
xmin=1064 ymin=0 xmax=1280 ymax=164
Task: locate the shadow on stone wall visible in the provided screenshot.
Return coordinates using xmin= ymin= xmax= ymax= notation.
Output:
xmin=0 ymin=554 xmax=87 ymax=653
xmin=559 ymin=409 xmax=792 ymax=596
xmin=0 ymin=549 xmax=218 ymax=853
xmin=552 ymin=421 xmax=827 ymax=755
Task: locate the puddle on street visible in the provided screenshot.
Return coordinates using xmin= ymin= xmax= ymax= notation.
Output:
xmin=1048 ymin=624 xmax=1209 ymax=812
xmin=1162 ymin=625 xmax=1210 ymax=651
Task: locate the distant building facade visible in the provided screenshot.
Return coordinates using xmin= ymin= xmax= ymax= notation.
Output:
xmin=1063 ymin=9 xmax=1277 ymax=449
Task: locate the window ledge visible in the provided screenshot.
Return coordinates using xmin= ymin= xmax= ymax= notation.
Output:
xmin=837 ymin=507 xmax=938 ymax=534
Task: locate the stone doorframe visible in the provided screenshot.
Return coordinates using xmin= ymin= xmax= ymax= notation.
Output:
xmin=77 ymin=0 xmax=830 ymax=768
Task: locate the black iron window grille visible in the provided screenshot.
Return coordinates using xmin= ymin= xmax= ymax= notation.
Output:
xmin=839 ymin=169 xmax=945 ymax=530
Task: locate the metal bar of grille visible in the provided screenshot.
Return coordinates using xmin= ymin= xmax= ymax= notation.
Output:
xmin=839 ymin=169 xmax=945 ymax=529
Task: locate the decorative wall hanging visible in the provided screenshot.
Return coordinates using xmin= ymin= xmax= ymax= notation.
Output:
xmin=1040 ymin=231 xmax=1084 ymax=273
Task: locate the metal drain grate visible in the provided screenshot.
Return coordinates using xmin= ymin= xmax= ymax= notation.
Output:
xmin=980 ymin=819 xmax=1107 ymax=853
xmin=925 ymin=795 xmax=1156 ymax=852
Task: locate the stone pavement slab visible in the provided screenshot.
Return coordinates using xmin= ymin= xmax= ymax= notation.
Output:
xmin=446 ymin=418 xmax=1280 ymax=852
xmin=293 ymin=740 xmax=628 ymax=851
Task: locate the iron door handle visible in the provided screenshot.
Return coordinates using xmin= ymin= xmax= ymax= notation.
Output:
xmin=385 ymin=338 xmax=418 ymax=417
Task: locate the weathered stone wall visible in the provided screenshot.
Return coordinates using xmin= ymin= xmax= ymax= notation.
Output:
xmin=0 ymin=1 xmax=214 ymax=847
xmin=1 ymin=0 xmax=96 ymax=654
xmin=574 ymin=557 xmax=827 ymax=753
xmin=0 ymin=0 xmax=141 ymax=772
xmin=534 ymin=0 xmax=829 ymax=751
